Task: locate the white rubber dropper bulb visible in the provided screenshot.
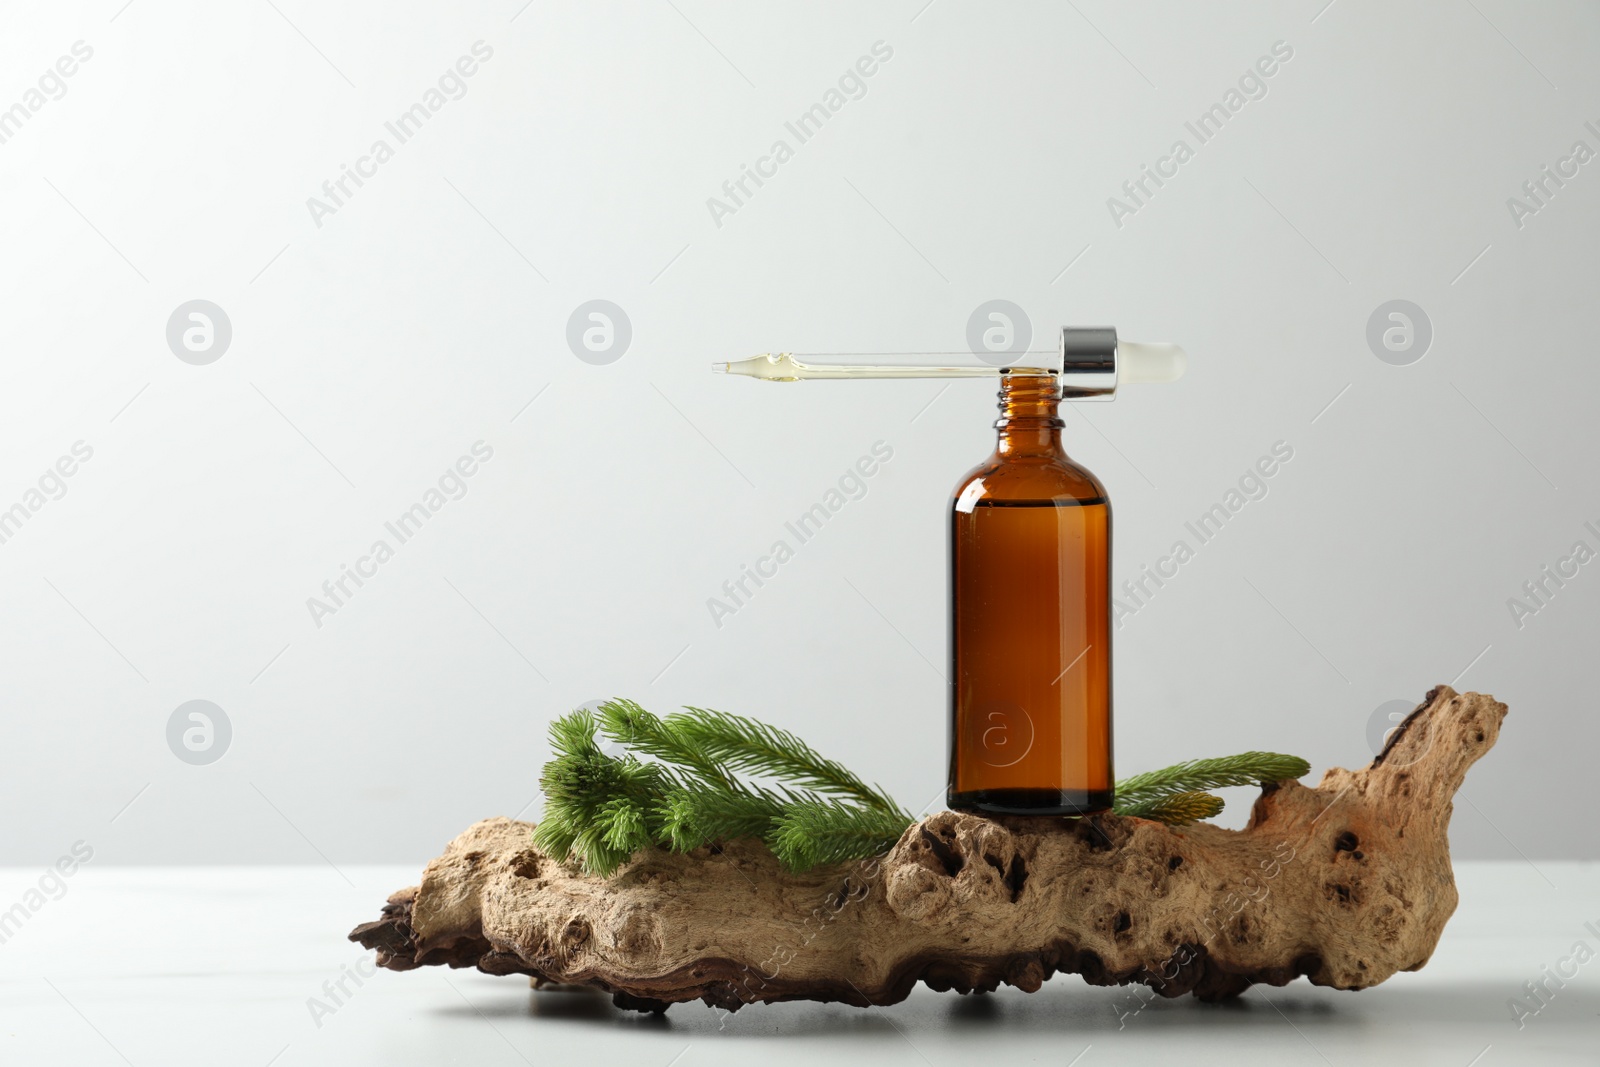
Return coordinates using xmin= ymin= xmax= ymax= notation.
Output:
xmin=1118 ymin=342 xmax=1186 ymax=385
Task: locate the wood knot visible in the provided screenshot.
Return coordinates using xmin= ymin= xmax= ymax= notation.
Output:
xmin=562 ymin=916 xmax=591 ymax=949
xmin=886 ymin=863 xmax=951 ymax=921
xmin=605 ymin=905 xmax=662 ymax=961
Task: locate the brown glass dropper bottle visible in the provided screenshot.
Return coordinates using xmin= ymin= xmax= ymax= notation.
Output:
xmin=716 ymin=327 xmax=1186 ymax=817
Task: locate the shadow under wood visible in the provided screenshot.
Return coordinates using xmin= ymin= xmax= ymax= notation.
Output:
xmin=461 ymin=978 xmax=1600 ymax=1039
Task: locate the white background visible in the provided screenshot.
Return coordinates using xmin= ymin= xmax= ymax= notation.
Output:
xmin=2 ymin=0 xmax=1596 ymax=867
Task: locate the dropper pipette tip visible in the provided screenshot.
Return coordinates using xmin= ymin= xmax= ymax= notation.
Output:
xmin=711 ymin=362 xmax=729 ymax=373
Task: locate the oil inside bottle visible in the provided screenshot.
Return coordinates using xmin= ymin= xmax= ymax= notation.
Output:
xmin=948 ymin=374 xmax=1113 ymax=816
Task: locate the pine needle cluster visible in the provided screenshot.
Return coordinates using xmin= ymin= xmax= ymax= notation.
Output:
xmin=532 ymin=700 xmax=1310 ymax=874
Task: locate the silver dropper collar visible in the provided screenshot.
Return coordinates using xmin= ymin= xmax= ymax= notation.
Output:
xmin=1056 ymin=326 xmax=1119 ymax=399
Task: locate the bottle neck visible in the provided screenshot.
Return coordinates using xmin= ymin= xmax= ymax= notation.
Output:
xmin=994 ymin=374 xmax=1065 ymax=458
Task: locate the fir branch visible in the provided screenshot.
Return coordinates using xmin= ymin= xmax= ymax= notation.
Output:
xmin=532 ymin=709 xmax=669 ymax=872
xmin=670 ymin=706 xmax=908 ymax=815
xmin=768 ymin=799 xmax=914 ymax=871
xmin=598 ymin=796 xmax=651 ymax=854
xmin=1116 ymin=790 xmax=1225 ymax=825
xmin=543 ymin=707 xmax=601 ymax=772
xmin=595 ymin=699 xmax=734 ymax=789
xmin=566 ymin=821 xmax=635 ymax=877
xmin=656 ymin=782 xmax=794 ymax=855
xmin=533 ymin=701 xmax=910 ymax=876
xmin=1114 ymin=752 xmax=1310 ymax=809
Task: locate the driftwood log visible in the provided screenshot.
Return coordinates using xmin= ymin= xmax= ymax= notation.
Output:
xmin=351 ymin=685 xmax=1504 ymax=1012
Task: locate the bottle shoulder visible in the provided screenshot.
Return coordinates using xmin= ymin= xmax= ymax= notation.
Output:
xmin=952 ymin=453 xmax=1109 ymax=509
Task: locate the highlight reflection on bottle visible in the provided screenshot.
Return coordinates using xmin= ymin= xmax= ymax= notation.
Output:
xmin=948 ymin=373 xmax=1113 ymax=816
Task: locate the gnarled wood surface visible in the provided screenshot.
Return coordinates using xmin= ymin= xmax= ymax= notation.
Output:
xmin=351 ymin=685 xmax=1504 ymax=1012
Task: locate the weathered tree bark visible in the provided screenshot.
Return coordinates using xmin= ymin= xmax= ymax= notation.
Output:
xmin=351 ymin=685 xmax=1504 ymax=1012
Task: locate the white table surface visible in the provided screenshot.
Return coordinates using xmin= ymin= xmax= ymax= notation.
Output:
xmin=1 ymin=862 xmax=1595 ymax=1066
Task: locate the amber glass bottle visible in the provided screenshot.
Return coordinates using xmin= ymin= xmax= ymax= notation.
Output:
xmin=948 ymin=373 xmax=1112 ymax=815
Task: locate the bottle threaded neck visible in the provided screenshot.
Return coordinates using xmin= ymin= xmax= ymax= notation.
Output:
xmin=995 ymin=373 xmax=1063 ymax=455
xmin=997 ymin=373 xmax=1063 ymax=421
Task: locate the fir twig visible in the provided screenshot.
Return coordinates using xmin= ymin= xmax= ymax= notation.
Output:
xmin=534 ymin=701 xmax=911 ymax=876
xmin=1120 ymin=751 xmax=1305 ymax=825
xmin=532 ymin=709 xmax=671 ymax=873
xmin=769 ymin=799 xmax=915 ymax=871
xmin=1114 ymin=752 xmax=1310 ymax=809
xmin=669 ymin=706 xmax=908 ymax=815
xmin=656 ymin=782 xmax=794 ymax=854
xmin=1115 ymin=790 xmax=1225 ymax=825
xmin=596 ymin=699 xmax=735 ymax=789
